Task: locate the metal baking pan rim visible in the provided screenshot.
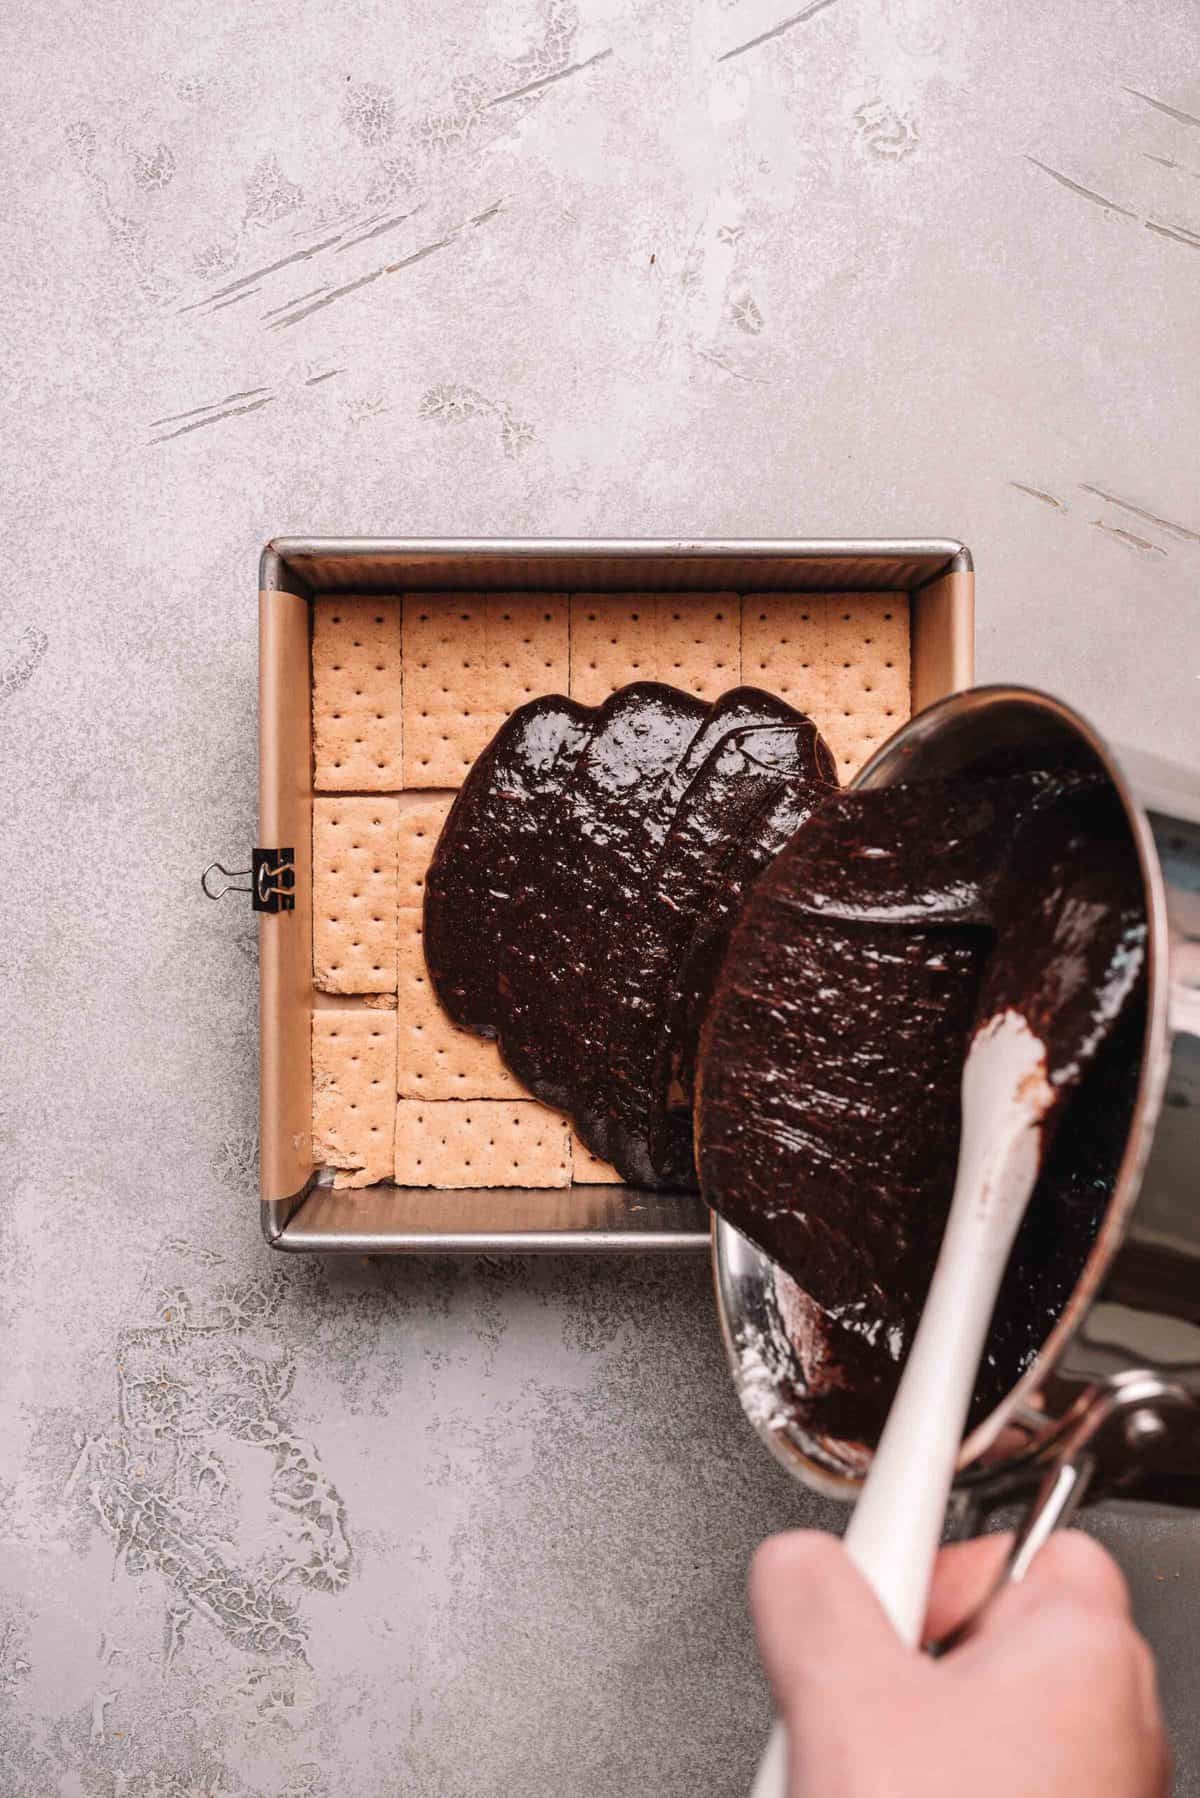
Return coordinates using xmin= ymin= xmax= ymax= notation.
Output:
xmin=261 ymin=535 xmax=973 ymax=592
xmin=261 ymin=1188 xmax=713 ymax=1254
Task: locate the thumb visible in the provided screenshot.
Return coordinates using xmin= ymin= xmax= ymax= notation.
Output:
xmin=750 ymin=1531 xmax=910 ymax=1716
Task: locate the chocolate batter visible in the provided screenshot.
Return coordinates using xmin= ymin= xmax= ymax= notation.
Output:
xmin=424 ymin=682 xmax=836 ymax=1185
xmin=424 ymin=695 xmax=594 ymax=1037
xmin=427 ymin=683 xmax=1146 ymax=1452
xmin=696 ymin=772 xmax=1146 ymax=1448
xmin=606 ymin=717 xmax=835 ymax=1184
xmin=657 ymin=771 xmax=1067 ymax=1146
xmin=656 ymin=776 xmax=836 ymax=1148
xmin=492 ymin=684 xmax=732 ymax=1133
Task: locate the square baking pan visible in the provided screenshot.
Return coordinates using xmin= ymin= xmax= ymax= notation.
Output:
xmin=258 ymin=537 xmax=974 ymax=1254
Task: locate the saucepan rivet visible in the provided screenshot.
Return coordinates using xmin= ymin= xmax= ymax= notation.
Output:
xmin=1124 ymin=1407 xmax=1168 ymax=1450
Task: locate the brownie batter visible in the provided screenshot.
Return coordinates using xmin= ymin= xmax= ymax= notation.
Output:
xmin=423 ymin=695 xmax=595 ymax=1037
xmin=697 ymin=772 xmax=1147 ymax=1450
xmin=492 ymin=683 xmax=724 ymax=1131
xmin=658 ymin=771 xmax=1065 ymax=1146
xmin=426 ymin=684 xmax=1146 ymax=1454
xmin=656 ymin=776 xmax=836 ymax=1147
xmin=424 ymin=682 xmax=836 ymax=1186
xmin=606 ymin=717 xmax=835 ymax=1184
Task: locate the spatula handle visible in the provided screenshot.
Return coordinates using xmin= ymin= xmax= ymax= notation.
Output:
xmin=840 ymin=1198 xmax=1009 ymax=1645
xmin=747 ymin=1216 xmax=999 ymax=1798
xmin=747 ymin=1094 xmax=1042 ymax=1792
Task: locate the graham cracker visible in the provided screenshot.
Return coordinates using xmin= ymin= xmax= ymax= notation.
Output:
xmin=402 ymin=594 xmax=569 ymax=786
xmin=569 ymin=595 xmax=740 ymax=705
xmin=312 ymin=797 xmax=400 ymax=993
xmin=742 ymin=593 xmax=910 ymax=777
xmin=397 ymin=908 xmax=521 ymax=1099
xmin=740 ymin=595 xmax=831 ymax=716
xmin=312 ymin=597 xmax=403 ymax=790
xmin=819 ymin=595 xmax=911 ymax=779
xmin=398 ymin=793 xmax=454 ymax=908
xmin=570 ymin=1132 xmax=624 ymax=1184
xmin=393 ymin=1100 xmax=571 ymax=1188
xmin=312 ymin=1011 xmax=398 ymax=1187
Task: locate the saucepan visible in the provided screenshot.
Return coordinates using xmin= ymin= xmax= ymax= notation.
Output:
xmin=714 ymin=685 xmax=1200 ymax=1557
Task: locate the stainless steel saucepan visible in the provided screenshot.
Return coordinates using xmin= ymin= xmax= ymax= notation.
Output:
xmin=714 ymin=685 xmax=1200 ymax=1557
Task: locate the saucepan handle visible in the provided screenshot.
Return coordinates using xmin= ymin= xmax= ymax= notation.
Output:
xmin=936 ymin=1372 xmax=1189 ymax=1652
xmin=931 ymin=1447 xmax=1097 ymax=1654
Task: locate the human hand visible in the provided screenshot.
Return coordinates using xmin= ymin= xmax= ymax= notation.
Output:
xmin=750 ymin=1529 xmax=1169 ymax=1798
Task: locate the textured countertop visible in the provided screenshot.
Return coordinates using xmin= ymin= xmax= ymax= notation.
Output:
xmin=3 ymin=1 xmax=1199 ymax=1792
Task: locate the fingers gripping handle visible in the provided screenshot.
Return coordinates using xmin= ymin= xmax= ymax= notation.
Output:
xmin=749 ymin=1453 xmax=1095 ymax=1798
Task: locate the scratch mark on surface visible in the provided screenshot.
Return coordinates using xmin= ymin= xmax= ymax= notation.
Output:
xmin=1124 ymin=86 xmax=1200 ymax=131
xmin=1011 ymin=482 xmax=1065 ymax=510
xmin=269 ymin=266 xmax=388 ymax=330
xmin=149 ymin=403 xmax=215 ymax=427
xmin=0 ymin=626 xmax=49 ymax=705
xmin=486 ymin=46 xmax=612 ymax=106
xmin=271 ymin=202 xmax=504 ymax=330
xmin=1093 ymin=519 xmax=1168 ymax=557
xmin=1145 ymin=216 xmax=1200 ymax=250
xmin=163 ymin=1602 xmax=192 ymax=1671
xmin=336 ymin=207 xmax=420 ymax=252
xmin=695 ymin=347 xmax=767 ymax=384
xmin=1079 ymin=484 xmax=1200 ymax=542
xmin=468 ymin=199 xmax=506 ymax=227
xmin=263 ymin=286 xmax=327 ymax=318
xmin=150 ymin=395 xmax=274 ymax=444
xmin=148 ymin=387 xmax=269 ymax=426
xmin=209 ymin=287 xmax=261 ymax=311
xmin=385 ymin=235 xmax=455 ymax=272
xmin=1142 ymin=152 xmax=1200 ymax=177
xmin=305 ymin=369 xmax=345 ymax=385
xmin=718 ymin=0 xmax=841 ymax=62
xmin=1024 ymin=157 xmax=1138 ymax=218
xmin=180 ymin=231 xmax=346 ymax=312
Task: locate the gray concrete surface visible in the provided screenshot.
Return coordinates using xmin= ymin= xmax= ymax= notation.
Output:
xmin=2 ymin=1 xmax=1198 ymax=1792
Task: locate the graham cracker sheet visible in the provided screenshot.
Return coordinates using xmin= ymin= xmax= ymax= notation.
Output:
xmin=308 ymin=590 xmax=912 ymax=1190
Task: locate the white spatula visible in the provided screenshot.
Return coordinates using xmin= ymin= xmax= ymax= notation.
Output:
xmin=750 ymin=1008 xmax=1054 ymax=1798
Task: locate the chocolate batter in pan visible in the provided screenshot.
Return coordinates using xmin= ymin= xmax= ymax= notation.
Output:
xmin=657 ymin=776 xmax=839 ymax=1140
xmin=424 ymin=695 xmax=595 ymax=1036
xmin=501 ymin=686 xmax=831 ymax=1161
xmin=493 ymin=683 xmax=711 ymax=1128
xmin=601 ymin=716 xmax=835 ymax=1185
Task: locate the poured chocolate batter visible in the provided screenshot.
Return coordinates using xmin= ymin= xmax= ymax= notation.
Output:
xmin=697 ymin=772 xmax=1146 ymax=1449
xmin=655 ymin=771 xmax=1068 ymax=1145
xmin=605 ymin=717 xmax=835 ymax=1184
xmin=424 ymin=695 xmax=594 ymax=1036
xmin=492 ymin=683 xmax=714 ymax=1130
xmin=657 ymin=776 xmax=834 ymax=1145
xmin=500 ymin=686 xmax=834 ymax=1177
xmin=425 ymin=682 xmax=836 ymax=1185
